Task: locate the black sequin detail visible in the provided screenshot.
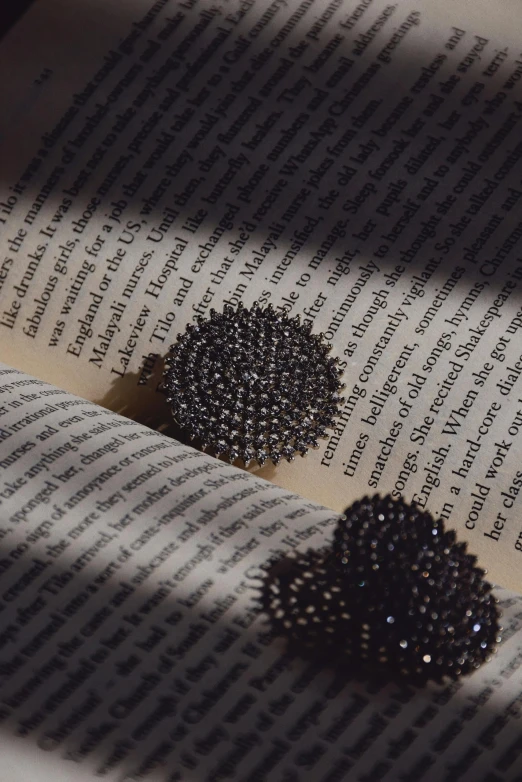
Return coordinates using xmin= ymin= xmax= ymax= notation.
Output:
xmin=162 ymin=303 xmax=344 ymax=466
xmin=261 ymin=495 xmax=501 ymax=682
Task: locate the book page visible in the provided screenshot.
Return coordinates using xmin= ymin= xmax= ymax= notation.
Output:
xmin=0 ymin=364 xmax=522 ymax=781
xmin=1 ymin=0 xmax=522 ymax=582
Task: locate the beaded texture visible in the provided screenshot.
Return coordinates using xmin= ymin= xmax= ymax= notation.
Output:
xmin=262 ymin=495 xmax=501 ymax=682
xmin=162 ymin=303 xmax=344 ymax=466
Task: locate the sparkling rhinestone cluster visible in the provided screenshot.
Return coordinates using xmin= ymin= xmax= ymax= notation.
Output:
xmin=262 ymin=495 xmax=501 ymax=681
xmin=162 ymin=303 xmax=344 ymax=466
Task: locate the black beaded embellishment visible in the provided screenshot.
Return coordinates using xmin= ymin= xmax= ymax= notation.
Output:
xmin=162 ymin=303 xmax=344 ymax=466
xmin=262 ymin=495 xmax=501 ymax=682
xmin=262 ymin=549 xmax=353 ymax=651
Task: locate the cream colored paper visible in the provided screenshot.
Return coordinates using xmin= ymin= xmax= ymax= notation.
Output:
xmin=1 ymin=0 xmax=522 ymax=587
xmin=0 ymin=365 xmax=519 ymax=782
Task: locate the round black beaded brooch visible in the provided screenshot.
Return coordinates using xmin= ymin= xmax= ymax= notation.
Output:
xmin=162 ymin=303 xmax=344 ymax=466
xmin=262 ymin=495 xmax=501 ymax=682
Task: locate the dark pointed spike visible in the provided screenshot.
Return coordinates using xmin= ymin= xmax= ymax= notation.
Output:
xmin=161 ymin=302 xmax=344 ymax=467
xmin=303 ymin=493 xmax=505 ymax=681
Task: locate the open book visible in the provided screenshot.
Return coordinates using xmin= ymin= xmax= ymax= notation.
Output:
xmin=1 ymin=0 xmax=522 ymax=778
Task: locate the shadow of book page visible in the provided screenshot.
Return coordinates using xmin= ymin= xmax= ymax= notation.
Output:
xmin=0 ymin=365 xmax=518 ymax=780
xmin=1 ymin=0 xmax=522 ymax=589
